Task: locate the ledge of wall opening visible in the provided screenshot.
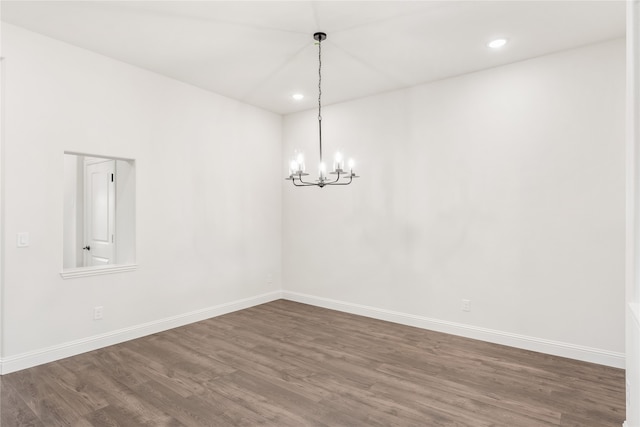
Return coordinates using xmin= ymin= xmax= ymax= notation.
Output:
xmin=60 ymin=264 xmax=137 ymax=279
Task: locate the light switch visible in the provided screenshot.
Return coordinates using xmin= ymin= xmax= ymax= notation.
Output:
xmin=17 ymin=232 xmax=29 ymax=248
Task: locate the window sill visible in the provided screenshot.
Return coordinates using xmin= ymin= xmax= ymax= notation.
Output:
xmin=60 ymin=264 xmax=137 ymax=279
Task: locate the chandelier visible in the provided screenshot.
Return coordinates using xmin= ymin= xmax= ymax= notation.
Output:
xmin=286 ymin=32 xmax=359 ymax=188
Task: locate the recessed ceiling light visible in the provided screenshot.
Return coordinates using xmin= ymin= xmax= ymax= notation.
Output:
xmin=292 ymin=93 xmax=304 ymax=100
xmin=487 ymin=38 xmax=508 ymax=49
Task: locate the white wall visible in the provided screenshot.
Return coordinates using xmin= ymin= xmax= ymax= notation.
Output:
xmin=0 ymin=24 xmax=626 ymax=373
xmin=115 ymin=158 xmax=135 ymax=265
xmin=0 ymin=24 xmax=282 ymax=369
xmin=627 ymin=1 xmax=640 ymax=425
xmin=62 ymin=154 xmax=78 ymax=269
xmin=0 ymin=8 xmax=5 ymax=361
xmin=283 ymin=39 xmax=626 ymax=366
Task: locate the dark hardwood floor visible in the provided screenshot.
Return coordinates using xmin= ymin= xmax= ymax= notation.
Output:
xmin=0 ymin=299 xmax=626 ymax=426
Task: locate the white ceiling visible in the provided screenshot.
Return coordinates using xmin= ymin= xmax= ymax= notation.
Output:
xmin=1 ymin=1 xmax=626 ymax=115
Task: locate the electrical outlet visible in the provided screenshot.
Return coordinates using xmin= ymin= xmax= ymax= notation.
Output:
xmin=266 ymin=273 xmax=273 ymax=284
xmin=93 ymin=306 xmax=104 ymax=320
xmin=462 ymin=299 xmax=471 ymax=312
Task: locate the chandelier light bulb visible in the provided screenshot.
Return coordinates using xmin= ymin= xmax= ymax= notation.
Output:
xmin=295 ymin=152 xmax=305 ymax=172
xmin=333 ymin=151 xmax=344 ymax=172
xmin=289 ymin=160 xmax=299 ymax=175
xmin=348 ymin=158 xmax=355 ymax=171
xmin=319 ymin=162 xmax=327 ymax=179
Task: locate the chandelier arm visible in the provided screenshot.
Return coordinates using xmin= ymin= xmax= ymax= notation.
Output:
xmin=296 ymin=175 xmax=321 ymax=186
xmin=324 ymin=173 xmax=342 ymax=185
xmin=326 ymin=180 xmax=353 ymax=186
xmin=291 ymin=180 xmax=319 ymax=187
xmin=291 ymin=177 xmax=319 ymax=187
xmin=325 ymin=174 xmax=353 ymax=186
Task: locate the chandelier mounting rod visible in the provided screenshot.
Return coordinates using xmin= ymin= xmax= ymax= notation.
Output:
xmin=316 ymin=32 xmax=325 ymax=164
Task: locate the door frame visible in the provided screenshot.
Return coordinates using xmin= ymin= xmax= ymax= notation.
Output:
xmin=83 ymin=157 xmax=116 ymax=267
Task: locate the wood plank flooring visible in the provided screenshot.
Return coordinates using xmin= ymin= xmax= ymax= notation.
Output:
xmin=0 ymin=299 xmax=626 ymax=426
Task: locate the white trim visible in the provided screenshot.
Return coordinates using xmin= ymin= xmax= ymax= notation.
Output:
xmin=0 ymin=290 xmax=282 ymax=374
xmin=283 ymin=291 xmax=625 ymax=369
xmin=631 ymin=302 xmax=640 ymax=328
xmin=60 ymin=263 xmax=137 ymax=279
xmin=64 ymin=150 xmax=134 ymax=163
xmin=0 ymin=54 xmax=6 ymax=364
xmin=0 ymin=289 xmax=624 ymax=374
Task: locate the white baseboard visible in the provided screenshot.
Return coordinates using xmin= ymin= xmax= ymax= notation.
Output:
xmin=0 ymin=290 xmax=283 ymax=375
xmin=1 ymin=289 xmax=624 ymax=374
xmin=282 ymin=291 xmax=625 ymax=369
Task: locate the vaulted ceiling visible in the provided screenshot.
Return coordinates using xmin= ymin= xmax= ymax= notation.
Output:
xmin=1 ymin=1 xmax=626 ymax=115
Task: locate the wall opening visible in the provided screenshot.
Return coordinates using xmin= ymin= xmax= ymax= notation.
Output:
xmin=62 ymin=152 xmax=136 ymax=275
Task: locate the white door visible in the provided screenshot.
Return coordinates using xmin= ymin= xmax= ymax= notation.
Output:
xmin=84 ymin=159 xmax=116 ymax=266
